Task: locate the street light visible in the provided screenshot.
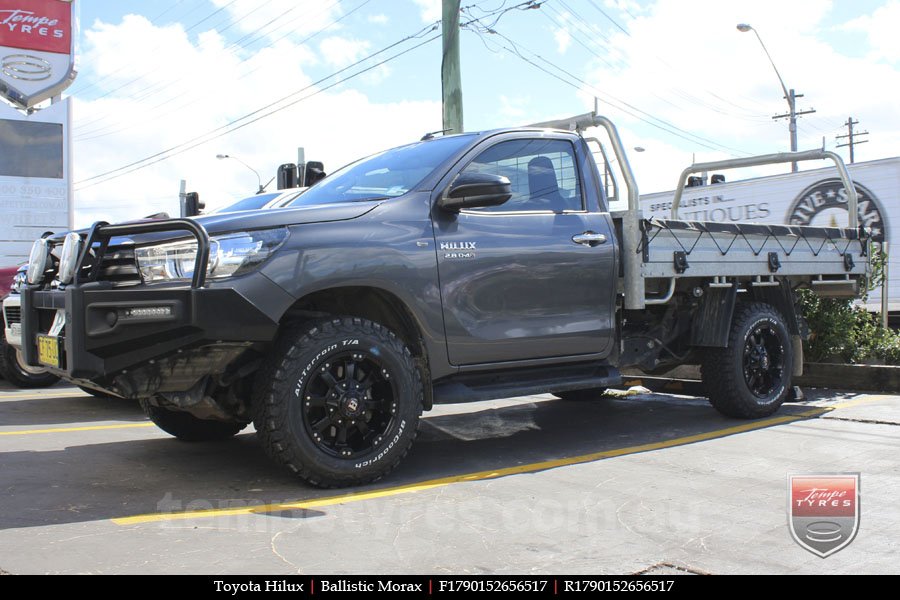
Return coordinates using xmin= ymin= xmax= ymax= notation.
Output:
xmin=216 ymin=154 xmax=265 ymax=193
xmin=736 ymin=23 xmax=815 ymax=172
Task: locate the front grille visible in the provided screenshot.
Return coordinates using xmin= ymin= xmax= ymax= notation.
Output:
xmin=4 ymin=305 xmax=21 ymax=325
xmin=97 ymin=246 xmax=142 ymax=287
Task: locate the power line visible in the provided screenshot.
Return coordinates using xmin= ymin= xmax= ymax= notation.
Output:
xmin=584 ymin=0 xmax=629 ymax=35
xmin=539 ymin=1 xmax=770 ymax=122
xmin=74 ymin=0 xmax=365 ymax=141
xmin=72 ymin=0 xmax=337 ymax=134
xmin=69 ymin=0 xmax=242 ymax=99
xmin=468 ymin=23 xmax=751 ymax=156
xmin=75 ymin=24 xmax=441 ymax=190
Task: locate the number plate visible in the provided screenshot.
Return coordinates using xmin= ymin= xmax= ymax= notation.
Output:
xmin=37 ymin=335 xmax=61 ymax=368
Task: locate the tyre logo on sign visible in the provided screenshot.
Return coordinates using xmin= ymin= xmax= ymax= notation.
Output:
xmin=0 ymin=0 xmax=76 ymax=109
xmin=787 ymin=178 xmax=886 ymax=241
xmin=789 ymin=473 xmax=860 ymax=557
xmin=1 ymin=53 xmax=51 ymax=80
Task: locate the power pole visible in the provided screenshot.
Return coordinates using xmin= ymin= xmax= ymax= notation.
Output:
xmin=772 ymin=89 xmax=815 ymax=172
xmin=442 ymin=0 xmax=464 ymax=134
xmin=836 ymin=117 xmax=869 ymax=164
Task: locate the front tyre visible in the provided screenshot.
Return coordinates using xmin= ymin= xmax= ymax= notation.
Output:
xmin=254 ymin=317 xmax=423 ymax=488
xmin=701 ymin=302 xmax=793 ymax=419
xmin=140 ymin=399 xmax=247 ymax=441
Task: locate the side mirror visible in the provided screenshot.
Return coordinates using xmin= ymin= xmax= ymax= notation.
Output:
xmin=439 ymin=172 xmax=512 ymax=212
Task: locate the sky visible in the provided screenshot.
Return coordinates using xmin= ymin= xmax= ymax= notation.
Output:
xmin=20 ymin=0 xmax=899 ymax=225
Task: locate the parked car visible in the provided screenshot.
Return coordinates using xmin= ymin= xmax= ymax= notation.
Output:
xmin=211 ymin=188 xmax=306 ymax=214
xmin=0 ymin=265 xmax=59 ymax=388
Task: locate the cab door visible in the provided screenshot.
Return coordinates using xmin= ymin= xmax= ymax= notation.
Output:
xmin=432 ymin=135 xmax=617 ymax=366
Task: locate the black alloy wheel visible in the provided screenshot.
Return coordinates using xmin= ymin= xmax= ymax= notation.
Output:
xmin=742 ymin=323 xmax=785 ymax=398
xmin=300 ymin=350 xmax=398 ymax=460
xmin=702 ymin=302 xmax=793 ymax=419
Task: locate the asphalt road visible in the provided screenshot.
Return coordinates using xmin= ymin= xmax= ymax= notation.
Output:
xmin=0 ymin=382 xmax=897 ymax=574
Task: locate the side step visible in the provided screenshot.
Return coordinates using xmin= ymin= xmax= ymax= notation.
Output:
xmin=433 ymin=365 xmax=621 ymax=404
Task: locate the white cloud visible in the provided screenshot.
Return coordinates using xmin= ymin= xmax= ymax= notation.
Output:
xmin=842 ymin=1 xmax=900 ymax=64
xmin=319 ymin=36 xmax=371 ymax=69
xmin=413 ymin=0 xmax=442 ymax=23
xmin=368 ymin=14 xmax=389 ymax=25
xmin=498 ymin=95 xmax=530 ymax=123
xmin=604 ymin=0 xmax=643 ymax=15
xmin=71 ymin=15 xmax=440 ymax=225
xmin=208 ymin=0 xmax=344 ymax=42
xmin=577 ymin=0 xmax=900 ymax=191
xmin=554 ymin=27 xmax=572 ymax=54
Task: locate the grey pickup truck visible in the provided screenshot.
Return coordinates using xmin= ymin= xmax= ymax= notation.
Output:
xmin=13 ymin=113 xmax=870 ymax=487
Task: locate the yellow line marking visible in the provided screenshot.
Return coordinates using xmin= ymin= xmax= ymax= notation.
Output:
xmin=826 ymin=395 xmax=888 ymax=410
xmin=0 ymin=390 xmax=88 ymax=400
xmin=0 ymin=423 xmax=153 ymax=436
xmin=114 ymin=396 xmax=883 ymax=526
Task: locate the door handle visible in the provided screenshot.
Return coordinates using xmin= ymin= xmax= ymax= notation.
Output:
xmin=572 ymin=232 xmax=607 ymax=247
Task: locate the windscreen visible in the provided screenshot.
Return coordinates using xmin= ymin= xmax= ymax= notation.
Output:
xmin=286 ymin=135 xmax=475 ymax=207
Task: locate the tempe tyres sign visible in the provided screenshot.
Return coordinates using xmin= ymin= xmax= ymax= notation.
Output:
xmin=0 ymin=0 xmax=75 ymax=109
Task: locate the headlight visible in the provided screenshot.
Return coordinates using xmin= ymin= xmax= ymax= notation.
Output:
xmin=12 ymin=266 xmax=26 ymax=292
xmin=58 ymin=232 xmax=83 ymax=285
xmin=135 ymin=228 xmax=288 ymax=283
xmin=26 ymin=238 xmax=50 ymax=285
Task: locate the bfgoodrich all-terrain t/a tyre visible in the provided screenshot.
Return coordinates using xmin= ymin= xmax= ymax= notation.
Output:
xmin=701 ymin=302 xmax=793 ymax=419
xmin=253 ymin=317 xmax=423 ymax=488
xmin=140 ymin=399 xmax=248 ymax=442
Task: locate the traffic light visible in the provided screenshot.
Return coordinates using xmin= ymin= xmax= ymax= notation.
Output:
xmin=183 ymin=191 xmax=204 ymax=217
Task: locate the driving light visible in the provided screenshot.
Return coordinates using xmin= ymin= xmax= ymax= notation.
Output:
xmin=122 ymin=306 xmax=173 ymax=319
xmin=57 ymin=232 xmax=83 ymax=285
xmin=135 ymin=228 xmax=288 ymax=283
xmin=26 ymin=238 xmax=50 ymax=285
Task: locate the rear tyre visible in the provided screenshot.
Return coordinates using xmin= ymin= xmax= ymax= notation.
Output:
xmin=0 ymin=340 xmax=60 ymax=388
xmin=253 ymin=317 xmax=423 ymax=488
xmin=552 ymin=388 xmax=607 ymax=401
xmin=140 ymin=399 xmax=247 ymax=442
xmin=701 ymin=302 xmax=792 ymax=419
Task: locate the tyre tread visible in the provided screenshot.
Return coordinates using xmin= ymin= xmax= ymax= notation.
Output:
xmin=252 ymin=317 xmax=423 ymax=488
xmin=701 ymin=302 xmax=791 ymax=419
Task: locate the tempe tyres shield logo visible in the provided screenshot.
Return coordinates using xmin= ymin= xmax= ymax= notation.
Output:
xmin=0 ymin=0 xmax=76 ymax=109
xmin=789 ymin=474 xmax=860 ymax=558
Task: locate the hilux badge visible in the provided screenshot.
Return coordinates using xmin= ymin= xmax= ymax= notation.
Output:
xmin=440 ymin=241 xmax=476 ymax=260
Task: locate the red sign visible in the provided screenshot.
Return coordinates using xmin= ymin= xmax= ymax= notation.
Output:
xmin=789 ymin=474 xmax=860 ymax=558
xmin=0 ymin=0 xmax=71 ymax=55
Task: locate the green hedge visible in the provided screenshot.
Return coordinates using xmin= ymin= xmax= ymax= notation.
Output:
xmin=796 ymin=247 xmax=900 ymax=364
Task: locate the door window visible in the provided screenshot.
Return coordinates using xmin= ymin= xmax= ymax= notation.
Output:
xmin=462 ymin=139 xmax=583 ymax=213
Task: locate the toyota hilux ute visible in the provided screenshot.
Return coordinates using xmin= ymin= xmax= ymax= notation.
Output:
xmin=17 ymin=113 xmax=870 ymax=487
